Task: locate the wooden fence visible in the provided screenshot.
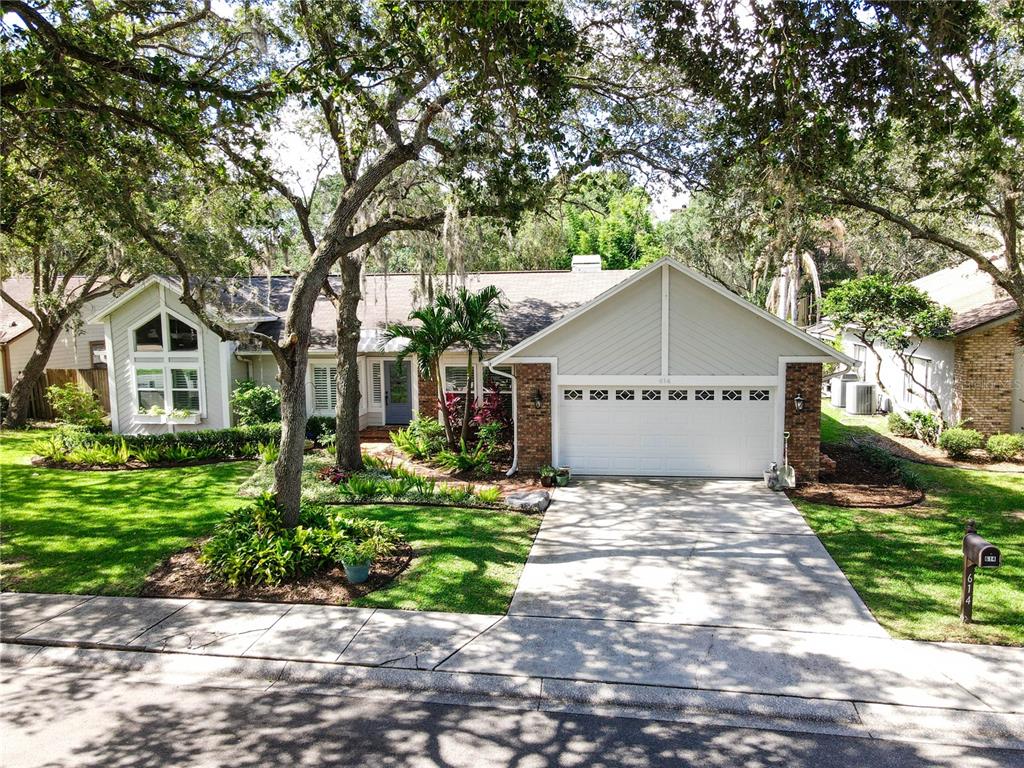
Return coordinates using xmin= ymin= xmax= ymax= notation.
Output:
xmin=27 ymin=368 xmax=111 ymax=420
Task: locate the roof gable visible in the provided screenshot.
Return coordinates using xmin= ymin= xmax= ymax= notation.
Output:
xmin=492 ymin=258 xmax=854 ymax=369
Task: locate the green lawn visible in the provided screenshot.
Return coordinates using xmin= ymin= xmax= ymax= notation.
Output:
xmin=0 ymin=430 xmax=255 ymax=595
xmin=349 ymin=504 xmax=539 ymax=614
xmin=1 ymin=429 xmax=540 ymax=614
xmin=792 ymin=406 xmax=1024 ymax=645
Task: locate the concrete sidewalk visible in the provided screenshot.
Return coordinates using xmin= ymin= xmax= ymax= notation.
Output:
xmin=2 ymin=592 xmax=1023 ymax=748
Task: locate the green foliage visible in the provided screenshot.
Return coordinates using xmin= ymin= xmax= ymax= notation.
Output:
xmin=938 ymin=428 xmax=985 ymax=459
xmin=45 ymin=382 xmax=106 ymax=430
xmin=230 ymin=380 xmax=281 ymax=426
xmin=985 ymin=433 xmax=1024 ymax=462
xmin=822 ymin=276 xmax=953 ymax=354
xmin=564 ymin=173 xmax=662 ymax=269
xmin=200 ymin=493 xmax=402 ymax=586
xmin=903 ymin=410 xmax=942 ymax=446
xmin=855 ymin=443 xmax=923 ymax=491
xmin=887 ymin=412 xmax=915 ymax=438
xmin=391 ymin=417 xmax=448 ymax=460
xmin=435 ymin=440 xmax=495 ymax=476
xmin=476 ymin=487 xmax=503 ymax=505
xmin=258 ymin=441 xmax=280 ymax=464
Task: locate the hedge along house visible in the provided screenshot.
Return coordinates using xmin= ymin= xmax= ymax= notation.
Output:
xmin=490 ymin=258 xmax=855 ymax=481
xmin=90 ymin=259 xmax=852 ymax=482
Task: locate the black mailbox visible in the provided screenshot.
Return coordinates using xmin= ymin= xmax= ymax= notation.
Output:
xmin=964 ymin=534 xmax=1001 ymax=568
xmin=960 ymin=520 xmax=1002 ymax=623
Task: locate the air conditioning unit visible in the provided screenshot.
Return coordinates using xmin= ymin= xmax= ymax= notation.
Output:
xmin=845 ymin=382 xmax=877 ymax=415
xmin=830 ymin=372 xmax=860 ymax=408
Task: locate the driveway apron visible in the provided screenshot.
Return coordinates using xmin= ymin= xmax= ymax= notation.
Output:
xmin=508 ymin=478 xmax=886 ymax=637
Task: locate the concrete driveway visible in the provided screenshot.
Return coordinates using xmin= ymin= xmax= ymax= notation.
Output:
xmin=509 ymin=478 xmax=886 ymax=637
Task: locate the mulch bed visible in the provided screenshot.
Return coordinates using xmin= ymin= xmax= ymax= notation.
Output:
xmin=140 ymin=540 xmax=414 ymax=605
xmin=859 ymin=433 xmax=1024 ymax=474
xmin=787 ymin=443 xmax=924 ymax=508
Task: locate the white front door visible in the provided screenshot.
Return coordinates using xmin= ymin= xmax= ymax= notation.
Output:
xmin=558 ymin=386 xmax=776 ymax=477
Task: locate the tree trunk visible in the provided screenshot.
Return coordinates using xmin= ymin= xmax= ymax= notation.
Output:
xmin=3 ymin=323 xmax=60 ymax=428
xmin=272 ymin=268 xmax=328 ymax=527
xmin=434 ymin=360 xmax=455 ymax=447
xmin=335 ymin=255 xmax=363 ymax=470
xmin=460 ymin=350 xmax=474 ymax=446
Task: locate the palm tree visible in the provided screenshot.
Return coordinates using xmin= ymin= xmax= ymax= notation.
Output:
xmin=437 ymin=286 xmax=508 ymax=446
xmin=381 ymin=305 xmax=459 ymax=447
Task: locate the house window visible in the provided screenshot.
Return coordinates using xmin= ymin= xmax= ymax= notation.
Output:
xmin=312 ymin=365 xmax=338 ymax=412
xmin=563 ymin=389 xmax=583 ymax=401
xmin=135 ymin=368 xmax=165 ymax=411
xmin=444 ymin=365 xmax=470 ymax=393
xmin=589 ymin=389 xmax=608 ymax=401
xmin=641 ymin=389 xmax=662 ymax=401
xmin=853 ymin=344 xmax=872 ymax=382
xmin=903 ymin=356 xmax=931 ymax=404
xmin=749 ymin=389 xmax=770 ymax=402
xmin=615 ymin=389 xmax=635 ymax=401
xmin=695 ymin=389 xmax=715 ymax=402
xmin=134 ymin=316 xmax=163 ymax=352
xmin=668 ymin=389 xmax=687 ymax=401
xmin=722 ymin=389 xmax=742 ymax=402
xmin=481 ymin=365 xmax=513 ymax=420
xmin=169 ymin=316 xmax=198 ymax=351
xmin=171 ymin=368 xmax=200 ymax=411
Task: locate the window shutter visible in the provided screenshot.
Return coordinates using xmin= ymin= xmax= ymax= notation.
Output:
xmin=313 ymin=367 xmax=330 ymax=411
xmin=444 ymin=366 xmax=469 ymax=392
xmin=371 ymin=362 xmax=383 ymax=404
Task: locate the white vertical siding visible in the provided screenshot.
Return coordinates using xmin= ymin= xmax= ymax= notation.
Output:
xmin=1012 ymin=344 xmax=1023 ymax=433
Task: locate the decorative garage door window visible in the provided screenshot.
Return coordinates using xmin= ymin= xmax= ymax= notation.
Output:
xmin=722 ymin=389 xmax=742 ymax=402
xmin=565 ymin=388 xmax=774 ymax=405
xmin=695 ymin=389 xmax=715 ymax=401
xmin=563 ymin=389 xmax=584 ymax=400
xmin=668 ymin=389 xmax=687 ymax=401
xmin=641 ymin=389 xmax=662 ymax=401
xmin=615 ymin=389 xmax=635 ymax=401
xmin=589 ymin=389 xmax=608 ymax=400
xmin=749 ymin=389 xmax=770 ymax=401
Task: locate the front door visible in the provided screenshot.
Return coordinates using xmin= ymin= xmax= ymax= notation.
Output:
xmin=384 ymin=360 xmax=413 ymax=424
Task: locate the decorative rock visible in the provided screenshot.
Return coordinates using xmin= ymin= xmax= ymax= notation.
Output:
xmin=506 ymin=490 xmax=551 ymax=513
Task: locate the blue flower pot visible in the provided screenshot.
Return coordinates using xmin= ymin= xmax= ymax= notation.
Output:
xmin=343 ymin=562 xmax=371 ymax=584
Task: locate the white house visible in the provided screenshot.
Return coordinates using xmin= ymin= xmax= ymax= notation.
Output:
xmin=89 ymin=258 xmax=852 ymax=482
xmin=809 ymin=258 xmax=1022 ymax=435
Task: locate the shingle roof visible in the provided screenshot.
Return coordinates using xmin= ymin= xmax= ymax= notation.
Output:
xmin=0 ymin=278 xmax=34 ymax=343
xmin=237 ymin=270 xmax=635 ymax=352
xmin=950 ymin=296 xmax=1018 ymax=334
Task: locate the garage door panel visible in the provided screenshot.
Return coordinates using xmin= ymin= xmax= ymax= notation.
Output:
xmin=558 ymin=387 xmax=775 ymax=478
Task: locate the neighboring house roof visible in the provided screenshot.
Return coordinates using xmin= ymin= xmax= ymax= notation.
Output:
xmin=0 ymin=278 xmax=34 ymax=343
xmin=950 ymin=295 xmax=1019 ymax=334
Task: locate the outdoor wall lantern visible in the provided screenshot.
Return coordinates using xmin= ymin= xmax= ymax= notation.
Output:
xmin=531 ymin=388 xmax=545 ymax=409
xmin=793 ymin=392 xmax=805 ymax=412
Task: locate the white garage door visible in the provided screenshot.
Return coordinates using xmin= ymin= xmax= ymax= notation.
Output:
xmin=558 ymin=386 xmax=776 ymax=477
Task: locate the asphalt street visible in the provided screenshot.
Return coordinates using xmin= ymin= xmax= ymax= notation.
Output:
xmin=3 ymin=665 xmax=1021 ymax=768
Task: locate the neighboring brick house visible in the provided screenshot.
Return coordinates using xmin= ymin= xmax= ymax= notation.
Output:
xmin=810 ymin=259 xmax=1022 ymax=436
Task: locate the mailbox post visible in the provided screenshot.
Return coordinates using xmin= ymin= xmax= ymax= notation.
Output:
xmin=960 ymin=519 xmax=1002 ymax=623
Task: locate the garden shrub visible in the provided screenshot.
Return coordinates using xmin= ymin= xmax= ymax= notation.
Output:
xmin=229 ymin=380 xmax=281 ymax=426
xmin=391 ymin=416 xmax=447 ymax=459
xmin=986 ymin=433 xmax=1024 ymax=462
xmin=200 ymin=493 xmax=401 ymax=586
xmin=305 ymin=416 xmax=335 ymax=447
xmin=904 ymin=410 xmax=942 ymax=446
xmin=887 ymin=412 xmax=915 ymax=438
xmin=855 ymin=443 xmax=924 ymax=490
xmin=938 ymin=428 xmax=984 ymax=459
xmin=0 ymin=393 xmax=8 ymax=422
xmin=46 ymin=382 xmax=106 ymax=430
xmin=435 ymin=439 xmax=494 ymax=476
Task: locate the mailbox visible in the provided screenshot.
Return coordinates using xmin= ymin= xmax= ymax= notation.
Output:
xmin=960 ymin=520 xmax=1001 ymax=624
xmin=964 ymin=533 xmax=1001 ymax=568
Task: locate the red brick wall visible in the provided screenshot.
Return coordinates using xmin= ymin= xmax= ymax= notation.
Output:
xmin=785 ymin=363 xmax=822 ymax=483
xmin=954 ymin=321 xmax=1016 ymax=436
xmin=515 ymin=363 xmax=552 ymax=471
xmin=417 ymin=371 xmax=438 ymax=418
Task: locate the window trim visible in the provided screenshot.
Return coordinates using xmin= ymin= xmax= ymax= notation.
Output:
xmin=128 ymin=306 xmax=206 ymax=419
xmin=903 ymin=355 xmax=931 ymax=405
xmin=443 ymin=364 xmax=472 ymax=394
